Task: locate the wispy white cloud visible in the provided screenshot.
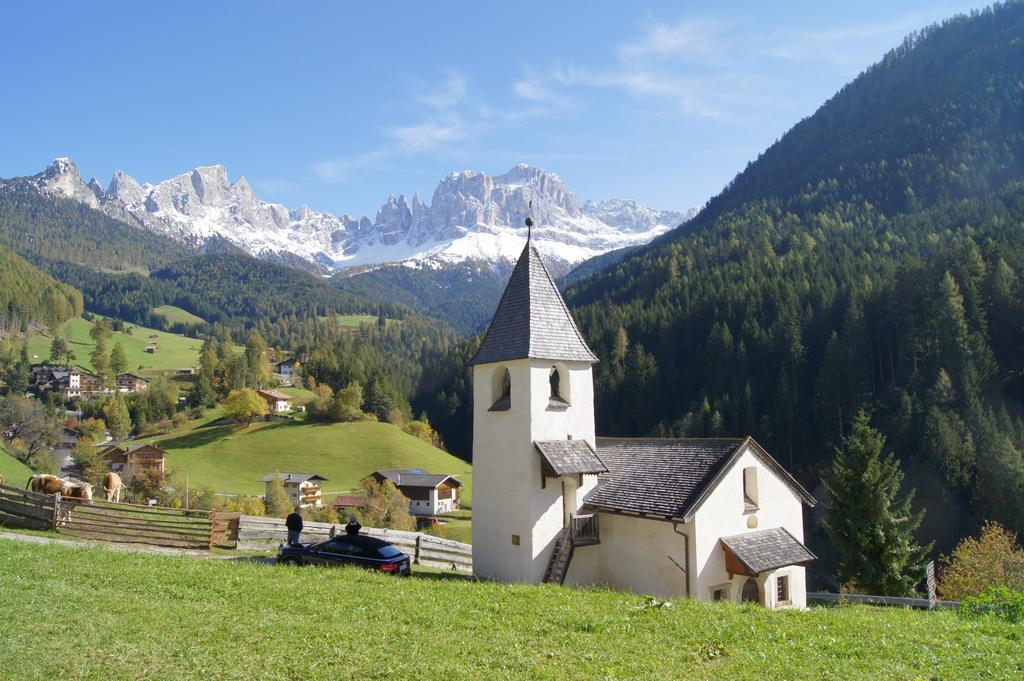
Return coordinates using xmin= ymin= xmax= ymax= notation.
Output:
xmin=511 ymin=17 xmax=735 ymax=119
xmin=311 ymin=150 xmax=390 ymax=182
xmin=510 ymin=10 xmax=928 ymax=122
xmin=513 ymin=75 xmax=575 ymax=108
xmin=617 ymin=18 xmax=721 ymax=63
xmin=312 ymin=73 xmax=478 ymax=181
xmin=388 ymin=119 xmax=466 ymax=154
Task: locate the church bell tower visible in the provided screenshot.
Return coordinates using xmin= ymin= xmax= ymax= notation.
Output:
xmin=470 ymin=229 xmax=604 ymax=583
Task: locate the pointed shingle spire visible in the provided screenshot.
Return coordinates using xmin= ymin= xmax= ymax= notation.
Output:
xmin=470 ymin=241 xmax=598 ymax=366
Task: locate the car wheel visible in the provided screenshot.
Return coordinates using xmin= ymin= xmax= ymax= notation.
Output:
xmin=280 ymin=556 xmax=302 ymax=567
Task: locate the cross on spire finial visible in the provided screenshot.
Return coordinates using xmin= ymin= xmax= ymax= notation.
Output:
xmin=525 ymin=200 xmax=534 ymax=242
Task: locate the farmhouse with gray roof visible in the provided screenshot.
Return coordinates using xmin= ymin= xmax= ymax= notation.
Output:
xmin=365 ymin=468 xmax=463 ymax=517
xmin=471 ymin=233 xmax=816 ymax=609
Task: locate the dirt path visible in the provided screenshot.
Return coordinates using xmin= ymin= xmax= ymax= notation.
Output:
xmin=0 ymin=531 xmax=275 ymax=563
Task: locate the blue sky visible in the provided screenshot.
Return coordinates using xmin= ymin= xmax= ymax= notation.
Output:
xmin=2 ymin=1 xmax=981 ymax=218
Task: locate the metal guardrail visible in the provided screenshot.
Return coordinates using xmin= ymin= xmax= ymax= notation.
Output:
xmin=808 ymin=592 xmax=961 ymax=610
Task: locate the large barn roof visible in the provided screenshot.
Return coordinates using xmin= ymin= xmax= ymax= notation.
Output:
xmin=470 ymin=241 xmax=598 ymax=366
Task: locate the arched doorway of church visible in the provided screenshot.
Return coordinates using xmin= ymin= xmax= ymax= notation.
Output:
xmin=741 ymin=578 xmax=760 ymax=604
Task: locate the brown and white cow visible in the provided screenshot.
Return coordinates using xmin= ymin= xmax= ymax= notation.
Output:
xmin=27 ymin=474 xmax=71 ymax=495
xmin=102 ymin=472 xmax=123 ymax=503
xmin=0 ymin=473 xmax=5 ymax=486
xmin=26 ymin=475 xmax=92 ymax=501
xmin=65 ymin=482 xmax=93 ymax=503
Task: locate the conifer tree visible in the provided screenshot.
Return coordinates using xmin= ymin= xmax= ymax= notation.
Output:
xmin=48 ymin=336 xmax=75 ymax=365
xmin=822 ymin=410 xmax=932 ymax=595
xmin=103 ymin=393 xmax=132 ymax=441
xmin=186 ymin=370 xmax=217 ymax=409
xmin=265 ymin=473 xmax=292 ymax=517
xmin=91 ymin=336 xmax=110 ymax=381
xmin=109 ymin=342 xmax=128 ymax=376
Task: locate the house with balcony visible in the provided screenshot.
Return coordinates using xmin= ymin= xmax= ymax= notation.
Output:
xmin=364 ymin=468 xmax=463 ymax=517
xmin=261 ymin=472 xmax=326 ymax=508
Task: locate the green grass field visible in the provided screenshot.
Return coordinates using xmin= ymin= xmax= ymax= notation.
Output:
xmin=153 ymin=417 xmax=472 ymax=502
xmin=0 ymin=541 xmax=1019 ymax=680
xmin=0 ymin=448 xmax=31 ymax=487
xmin=153 ymin=305 xmax=207 ymax=326
xmin=280 ymin=386 xmax=317 ymax=407
xmin=27 ymin=316 xmax=202 ymax=374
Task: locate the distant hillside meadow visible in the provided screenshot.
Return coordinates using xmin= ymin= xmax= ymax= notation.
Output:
xmin=27 ymin=316 xmax=202 ymax=374
xmin=0 ymin=541 xmax=1019 ymax=679
xmin=150 ymin=415 xmax=473 ymax=501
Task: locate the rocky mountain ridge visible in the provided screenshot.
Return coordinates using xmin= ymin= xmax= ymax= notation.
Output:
xmin=18 ymin=158 xmax=692 ymax=274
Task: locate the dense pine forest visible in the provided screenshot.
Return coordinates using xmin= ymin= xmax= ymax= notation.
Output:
xmin=420 ymin=4 xmax=1024 ymax=556
xmin=0 ymin=184 xmax=194 ymax=272
xmin=334 ymin=261 xmax=512 ymax=336
xmin=0 ymin=244 xmax=83 ymax=334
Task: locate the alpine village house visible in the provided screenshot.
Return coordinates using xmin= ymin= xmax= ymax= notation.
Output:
xmin=471 ymin=233 xmax=817 ymax=609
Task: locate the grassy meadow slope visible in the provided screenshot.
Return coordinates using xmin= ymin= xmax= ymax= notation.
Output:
xmin=0 ymin=447 xmax=32 ymax=486
xmin=0 ymin=541 xmax=1019 ymax=680
xmin=153 ymin=417 xmax=473 ymax=501
xmin=152 ymin=305 xmax=206 ymax=326
xmin=27 ymin=316 xmax=201 ymax=373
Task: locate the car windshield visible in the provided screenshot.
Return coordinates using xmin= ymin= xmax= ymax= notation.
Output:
xmin=377 ymin=545 xmax=402 ymax=558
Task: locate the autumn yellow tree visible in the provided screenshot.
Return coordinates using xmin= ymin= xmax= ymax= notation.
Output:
xmin=224 ymin=388 xmax=268 ymax=425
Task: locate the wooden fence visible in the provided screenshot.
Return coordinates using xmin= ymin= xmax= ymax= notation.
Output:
xmin=236 ymin=515 xmax=473 ymax=572
xmin=0 ymin=484 xmax=466 ymax=567
xmin=0 ymin=483 xmax=237 ymax=550
xmin=0 ymin=483 xmax=56 ymax=531
xmin=807 ymin=592 xmax=961 ymax=610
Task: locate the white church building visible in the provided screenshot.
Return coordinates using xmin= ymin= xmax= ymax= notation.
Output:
xmin=471 ymin=237 xmax=817 ymax=608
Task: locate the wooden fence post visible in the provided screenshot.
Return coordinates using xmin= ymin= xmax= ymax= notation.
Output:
xmin=415 ymin=534 xmax=422 ymax=564
xmin=208 ymin=512 xmax=217 ymax=550
xmin=51 ymin=493 xmax=61 ymax=530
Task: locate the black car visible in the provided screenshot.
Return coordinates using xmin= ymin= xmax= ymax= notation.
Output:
xmin=277 ymin=534 xmax=412 ymax=575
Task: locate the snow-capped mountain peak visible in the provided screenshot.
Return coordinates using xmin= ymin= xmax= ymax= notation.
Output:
xmin=22 ymin=157 xmax=691 ymax=275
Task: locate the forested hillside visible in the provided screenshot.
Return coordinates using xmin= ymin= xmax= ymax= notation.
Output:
xmin=0 ymin=244 xmax=83 ymax=334
xmin=334 ymin=262 xmax=511 ymax=335
xmin=0 ymin=184 xmax=192 ymax=272
xmin=422 ymin=4 xmax=1024 ymax=553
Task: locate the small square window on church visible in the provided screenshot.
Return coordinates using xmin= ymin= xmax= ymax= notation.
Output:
xmin=511 ymin=534 xmax=520 ymax=546
xmin=712 ymin=588 xmax=727 ymax=601
xmin=777 ymin=575 xmax=789 ymax=602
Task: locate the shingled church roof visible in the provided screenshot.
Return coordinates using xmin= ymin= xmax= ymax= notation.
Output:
xmin=586 ymin=437 xmax=816 ymax=519
xmin=470 ymin=241 xmax=598 ymax=366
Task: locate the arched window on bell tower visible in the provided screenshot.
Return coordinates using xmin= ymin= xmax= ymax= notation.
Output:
xmin=489 ymin=366 xmax=511 ymax=411
xmin=548 ymin=365 xmax=569 ymax=408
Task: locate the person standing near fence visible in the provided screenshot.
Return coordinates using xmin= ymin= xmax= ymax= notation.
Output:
xmin=285 ymin=506 xmax=303 ymax=546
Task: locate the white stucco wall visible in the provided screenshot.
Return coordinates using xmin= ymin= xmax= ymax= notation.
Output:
xmin=472 ymin=359 xmax=596 ymax=583
xmin=566 ymin=513 xmax=693 ymax=599
xmin=691 ymin=445 xmax=808 ymax=609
